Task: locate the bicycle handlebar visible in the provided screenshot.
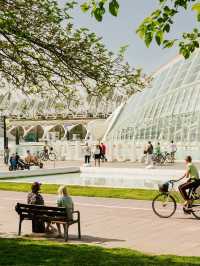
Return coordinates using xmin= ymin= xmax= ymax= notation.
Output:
xmin=168 ymin=176 xmax=185 ymax=184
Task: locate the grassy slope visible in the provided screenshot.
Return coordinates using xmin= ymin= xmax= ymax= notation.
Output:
xmin=0 ymin=238 xmax=199 ymax=266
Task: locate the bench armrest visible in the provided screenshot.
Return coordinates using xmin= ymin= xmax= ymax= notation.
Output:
xmin=72 ymin=210 xmax=80 ymax=221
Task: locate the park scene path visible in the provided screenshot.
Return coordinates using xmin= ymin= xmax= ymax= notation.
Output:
xmin=1 ymin=190 xmax=200 ymax=257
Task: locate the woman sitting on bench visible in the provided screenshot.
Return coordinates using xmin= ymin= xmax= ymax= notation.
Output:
xmin=56 ymin=185 xmax=74 ymax=237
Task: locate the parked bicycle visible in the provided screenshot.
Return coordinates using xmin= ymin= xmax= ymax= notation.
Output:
xmin=152 ymin=177 xmax=200 ymax=219
xmin=152 ymin=151 xmax=175 ymax=165
xmin=39 ymin=147 xmax=56 ymax=161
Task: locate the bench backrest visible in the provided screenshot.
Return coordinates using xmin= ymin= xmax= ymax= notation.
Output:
xmin=15 ymin=203 xmax=69 ymax=220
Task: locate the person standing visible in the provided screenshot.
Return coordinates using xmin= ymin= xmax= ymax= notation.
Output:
xmin=10 ymin=154 xmax=17 ymax=171
xmin=83 ymin=143 xmax=91 ymax=164
xmin=146 ymin=141 xmax=154 ymax=165
xmin=100 ymin=142 xmax=107 ymax=162
xmin=169 ymin=140 xmax=177 ymax=163
xmin=155 ymin=142 xmax=161 ymax=156
xmin=94 ymin=145 xmax=101 ymax=167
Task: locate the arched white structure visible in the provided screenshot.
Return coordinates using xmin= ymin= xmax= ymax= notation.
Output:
xmin=105 ymin=51 xmax=200 ymax=160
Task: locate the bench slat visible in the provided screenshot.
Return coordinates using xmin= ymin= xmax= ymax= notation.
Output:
xmin=16 ymin=203 xmax=66 ymax=211
xmin=19 ymin=209 xmax=67 ymax=217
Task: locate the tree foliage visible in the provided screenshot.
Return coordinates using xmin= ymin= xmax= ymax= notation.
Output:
xmin=82 ymin=0 xmax=200 ymax=59
xmin=0 ymin=0 xmax=147 ymax=107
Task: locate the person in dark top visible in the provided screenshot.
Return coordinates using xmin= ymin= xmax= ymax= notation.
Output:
xmin=27 ymin=182 xmax=44 ymax=205
xmin=146 ymin=141 xmax=154 ymax=165
xmin=28 ymin=182 xmax=56 ymax=233
xmin=94 ymin=145 xmax=101 ymax=167
xmin=27 ymin=182 xmax=45 ymax=233
xmin=147 ymin=141 xmax=153 ymax=154
xmin=100 ymin=142 xmax=107 ymax=162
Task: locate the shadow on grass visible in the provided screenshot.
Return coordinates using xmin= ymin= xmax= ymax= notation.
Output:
xmin=24 ymin=233 xmax=125 ymax=244
xmin=0 ymin=238 xmax=199 ymax=266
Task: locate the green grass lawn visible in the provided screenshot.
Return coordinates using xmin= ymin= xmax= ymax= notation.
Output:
xmin=0 ymin=181 xmax=182 ymax=202
xmin=0 ymin=181 xmax=160 ymax=201
xmin=0 ymin=238 xmax=199 ymax=266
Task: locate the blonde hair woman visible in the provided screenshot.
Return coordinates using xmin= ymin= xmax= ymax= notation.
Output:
xmin=56 ymin=185 xmax=74 ymax=237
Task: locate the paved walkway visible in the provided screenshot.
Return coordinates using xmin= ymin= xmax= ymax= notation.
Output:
xmin=1 ymin=190 xmax=200 ymax=256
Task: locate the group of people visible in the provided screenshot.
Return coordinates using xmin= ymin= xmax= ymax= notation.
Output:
xmin=143 ymin=140 xmax=177 ymax=165
xmin=9 ymin=153 xmax=27 ymax=171
xmin=9 ymin=150 xmax=42 ymax=171
xmin=25 ymin=150 xmax=40 ymax=165
xmin=83 ymin=142 xmax=107 ymax=167
xmin=27 ymin=182 xmax=73 ymax=236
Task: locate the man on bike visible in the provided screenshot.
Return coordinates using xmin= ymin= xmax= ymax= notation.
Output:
xmin=43 ymin=141 xmax=49 ymax=159
xmin=179 ymin=156 xmax=200 ymax=211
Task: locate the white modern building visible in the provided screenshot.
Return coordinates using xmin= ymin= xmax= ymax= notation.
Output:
xmin=104 ymin=51 xmax=200 ymax=161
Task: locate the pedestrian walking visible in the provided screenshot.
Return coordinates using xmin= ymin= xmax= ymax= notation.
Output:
xmin=83 ymin=143 xmax=91 ymax=164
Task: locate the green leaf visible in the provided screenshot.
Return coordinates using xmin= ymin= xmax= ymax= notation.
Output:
xmin=163 ymin=39 xmax=176 ymax=48
xmin=81 ymin=3 xmax=90 ymax=12
xmin=93 ymin=7 xmax=105 ymax=21
xmin=118 ymin=44 xmax=129 ymax=56
xmin=155 ymin=31 xmax=164 ymax=45
xmin=163 ymin=23 xmax=170 ymax=33
xmin=192 ymin=3 xmax=200 ymax=13
xmin=145 ymin=32 xmax=153 ymax=47
xmin=109 ymin=0 xmax=119 ymax=17
xmin=192 ymin=3 xmax=200 ymax=21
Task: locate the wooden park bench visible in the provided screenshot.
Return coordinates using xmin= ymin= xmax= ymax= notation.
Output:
xmin=15 ymin=203 xmax=81 ymax=241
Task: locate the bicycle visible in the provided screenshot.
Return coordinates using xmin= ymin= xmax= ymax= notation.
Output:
xmin=39 ymin=148 xmax=56 ymax=161
xmin=152 ymin=151 xmax=175 ymax=165
xmin=152 ymin=177 xmax=200 ymax=219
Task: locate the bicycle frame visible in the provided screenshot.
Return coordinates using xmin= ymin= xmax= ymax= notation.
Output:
xmin=165 ymin=178 xmax=200 ymax=204
xmin=165 ymin=181 xmax=182 ymax=204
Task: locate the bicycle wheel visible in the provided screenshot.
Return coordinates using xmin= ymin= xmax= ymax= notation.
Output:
xmin=39 ymin=151 xmax=47 ymax=161
xmin=159 ymin=155 xmax=165 ymax=165
xmin=152 ymin=193 xmax=177 ymax=218
xmin=165 ymin=154 xmax=172 ymax=163
xmin=49 ymin=152 xmax=56 ymax=161
xmin=191 ymin=199 xmax=200 ymax=219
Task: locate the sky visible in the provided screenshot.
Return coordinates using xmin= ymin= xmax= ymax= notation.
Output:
xmin=60 ymin=0 xmax=198 ymax=74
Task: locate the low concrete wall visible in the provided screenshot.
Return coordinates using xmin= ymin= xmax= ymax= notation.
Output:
xmin=80 ymin=167 xmax=184 ymax=189
xmin=0 ymin=166 xmax=80 ymax=179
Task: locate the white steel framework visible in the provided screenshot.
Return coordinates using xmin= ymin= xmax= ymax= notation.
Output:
xmin=106 ymin=51 xmax=200 ymax=147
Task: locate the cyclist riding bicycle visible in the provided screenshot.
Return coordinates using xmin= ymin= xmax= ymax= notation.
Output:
xmin=43 ymin=141 xmax=49 ymax=157
xmin=179 ymin=155 xmax=200 ymax=212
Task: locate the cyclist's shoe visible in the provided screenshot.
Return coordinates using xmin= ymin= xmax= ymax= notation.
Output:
xmin=183 ymin=206 xmax=192 ymax=214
